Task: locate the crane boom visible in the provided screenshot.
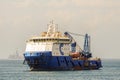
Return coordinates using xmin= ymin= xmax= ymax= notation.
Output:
xmin=64 ymin=32 xmax=92 ymax=58
xmin=64 ymin=32 xmax=82 ymax=52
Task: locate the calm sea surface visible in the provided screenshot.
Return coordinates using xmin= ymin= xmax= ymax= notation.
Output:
xmin=0 ymin=59 xmax=120 ymax=80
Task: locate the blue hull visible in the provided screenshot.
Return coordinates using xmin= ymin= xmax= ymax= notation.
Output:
xmin=23 ymin=51 xmax=102 ymax=71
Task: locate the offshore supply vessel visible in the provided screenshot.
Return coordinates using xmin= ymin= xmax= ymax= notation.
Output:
xmin=23 ymin=21 xmax=102 ymax=71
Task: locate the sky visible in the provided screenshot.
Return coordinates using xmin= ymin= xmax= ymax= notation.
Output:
xmin=0 ymin=0 xmax=120 ymax=59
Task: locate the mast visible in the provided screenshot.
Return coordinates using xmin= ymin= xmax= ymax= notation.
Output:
xmin=46 ymin=20 xmax=58 ymax=37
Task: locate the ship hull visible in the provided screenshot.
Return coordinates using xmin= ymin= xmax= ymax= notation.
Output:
xmin=23 ymin=51 xmax=102 ymax=71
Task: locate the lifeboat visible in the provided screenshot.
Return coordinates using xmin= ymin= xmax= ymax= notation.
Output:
xmin=69 ymin=52 xmax=80 ymax=58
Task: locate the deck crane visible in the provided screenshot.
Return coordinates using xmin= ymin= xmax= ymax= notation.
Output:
xmin=83 ymin=34 xmax=92 ymax=58
xmin=64 ymin=32 xmax=92 ymax=58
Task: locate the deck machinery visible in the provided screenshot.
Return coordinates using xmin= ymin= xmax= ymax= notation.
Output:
xmin=23 ymin=21 xmax=102 ymax=71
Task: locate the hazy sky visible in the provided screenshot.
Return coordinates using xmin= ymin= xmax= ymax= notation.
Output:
xmin=0 ymin=0 xmax=120 ymax=59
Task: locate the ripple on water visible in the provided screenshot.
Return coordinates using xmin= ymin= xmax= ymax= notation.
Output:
xmin=0 ymin=60 xmax=120 ymax=80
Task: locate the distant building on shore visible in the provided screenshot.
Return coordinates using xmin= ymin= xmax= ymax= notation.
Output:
xmin=8 ymin=50 xmax=23 ymax=60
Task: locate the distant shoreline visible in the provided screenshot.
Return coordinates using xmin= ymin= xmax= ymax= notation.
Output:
xmin=0 ymin=59 xmax=24 ymax=60
xmin=0 ymin=58 xmax=120 ymax=61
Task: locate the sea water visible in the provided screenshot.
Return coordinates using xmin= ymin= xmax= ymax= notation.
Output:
xmin=0 ymin=59 xmax=120 ymax=80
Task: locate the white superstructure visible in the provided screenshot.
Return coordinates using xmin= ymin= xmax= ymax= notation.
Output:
xmin=25 ymin=21 xmax=71 ymax=56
